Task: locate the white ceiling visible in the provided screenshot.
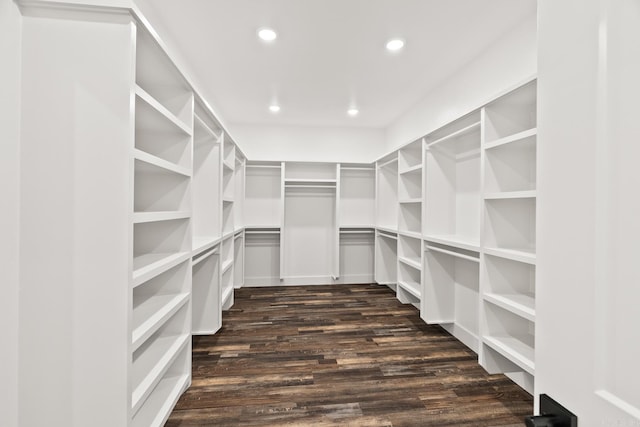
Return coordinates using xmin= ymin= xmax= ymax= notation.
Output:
xmin=135 ymin=0 xmax=536 ymax=128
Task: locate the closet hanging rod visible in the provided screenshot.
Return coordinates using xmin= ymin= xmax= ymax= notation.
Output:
xmin=425 ymin=245 xmax=479 ymax=263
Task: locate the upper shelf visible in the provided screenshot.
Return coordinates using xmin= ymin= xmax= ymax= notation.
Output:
xmin=135 ymin=85 xmax=192 ymax=136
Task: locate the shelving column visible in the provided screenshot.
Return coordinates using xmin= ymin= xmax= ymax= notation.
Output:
xmin=221 ymin=134 xmax=236 ymax=309
xmin=191 ymin=99 xmax=223 ymax=335
xmin=131 ymin=25 xmax=194 ymax=426
xmin=479 ymin=80 xmax=537 ymax=394
xmin=397 ymin=140 xmax=424 ymax=308
xmin=421 ymin=111 xmax=482 ymax=353
xmin=375 ymin=154 xmax=399 ymax=288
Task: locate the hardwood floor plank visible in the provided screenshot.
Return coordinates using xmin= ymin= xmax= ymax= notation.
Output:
xmin=167 ymin=284 xmax=532 ymax=426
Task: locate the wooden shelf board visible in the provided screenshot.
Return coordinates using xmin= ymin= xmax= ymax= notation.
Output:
xmin=423 ymin=234 xmax=480 ymax=252
xmin=132 ymin=252 xmax=191 ymax=288
xmin=484 ymin=127 xmax=537 ymax=151
xmin=483 ymin=293 xmax=535 ymax=322
xmin=134 ymin=149 xmax=191 ymax=177
xmin=131 ymin=372 xmax=189 ymax=427
xmin=484 ymin=190 xmax=536 ymax=200
xmin=131 ymin=333 xmax=189 ymax=415
xmin=131 ymin=293 xmax=189 ymax=352
xmin=483 ymin=247 xmax=536 ymax=265
xmin=133 ymin=211 xmax=190 ymax=224
xmin=483 ymin=334 xmax=535 ymax=375
xmin=135 ymin=85 xmax=192 ymax=136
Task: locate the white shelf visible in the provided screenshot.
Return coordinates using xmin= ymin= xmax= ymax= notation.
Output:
xmin=398 ymin=198 xmax=421 ymax=204
xmin=221 ymin=283 xmax=233 ymax=306
xmin=132 ymin=252 xmax=191 ymax=288
xmin=397 ymin=280 xmax=421 ymax=299
xmin=398 ymin=230 xmax=422 ymax=240
xmin=377 ymin=226 xmax=398 ymax=235
xmin=131 ymin=293 xmax=189 ymax=351
xmin=398 ymin=256 xmax=421 ymax=271
xmin=221 ymin=259 xmax=233 ymax=274
xmin=194 ymin=114 xmax=221 ymax=142
xmin=192 ymin=236 xmax=220 ymax=255
xmin=483 ymin=247 xmax=536 ymax=265
xmin=423 ymin=234 xmax=480 ymax=252
xmin=427 ymin=120 xmax=481 ymax=148
xmin=399 ymin=164 xmax=422 ymax=175
xmin=135 ymin=85 xmax=192 ymax=136
xmin=484 ymin=190 xmax=536 ymax=200
xmin=223 ymin=159 xmax=235 ymax=171
xmin=484 ymin=127 xmax=537 ymax=151
xmin=484 ymin=293 xmax=535 ymax=322
xmin=483 ymin=335 xmax=535 ymax=375
xmin=131 ymin=372 xmax=189 ymax=427
xmin=133 ymin=211 xmax=190 ymax=224
xmin=131 ymin=333 xmax=189 ymax=415
xmin=134 ymin=149 xmax=191 ymax=177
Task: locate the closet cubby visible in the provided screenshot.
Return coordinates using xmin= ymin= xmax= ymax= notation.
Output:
xmin=481 ymin=302 xmax=535 ymax=376
xmin=134 ymin=159 xmax=190 ymax=214
xmin=397 ymin=260 xmax=421 ymax=307
xmin=130 ymin=344 xmax=190 ymax=427
xmin=191 ymin=246 xmax=220 ymax=335
xmin=424 ymin=112 xmax=481 ymax=251
xmin=221 ymin=259 xmax=234 ymax=310
xmin=234 ymin=156 xmax=245 ymax=232
xmin=422 ymin=242 xmax=480 ymax=352
xmin=245 ymin=162 xmax=282 ymax=227
xmin=398 ymin=202 xmax=422 ymax=237
xmin=483 ymin=198 xmax=536 ymax=263
xmin=376 ymin=155 xmax=399 ymax=230
xmin=339 ymin=229 xmax=374 ymax=283
xmin=398 ymin=235 xmax=421 ymax=269
xmin=375 ymin=230 xmax=398 ymax=285
xmin=398 ymin=169 xmax=422 ymax=201
xmin=339 ymin=164 xmax=375 ymax=227
xmin=483 ymin=80 xmax=536 ymax=144
xmin=131 ymin=302 xmax=190 ymax=416
xmin=398 ymin=139 xmax=423 ymax=173
xmin=244 ymin=228 xmax=281 ymax=286
xmin=192 ymin=108 xmax=222 ymax=252
xmin=223 ymin=138 xmax=235 ymax=171
xmin=222 ymin=165 xmax=235 ymax=201
xmin=482 ymin=254 xmax=535 ymax=321
xmin=221 ymin=200 xmax=234 ymax=236
xmin=132 ymin=262 xmax=190 ymax=350
xmin=484 ymin=133 xmax=536 ymax=195
xmin=233 ymin=232 xmax=244 ymax=288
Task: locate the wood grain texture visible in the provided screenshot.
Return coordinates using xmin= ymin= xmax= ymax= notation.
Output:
xmin=167 ymin=284 xmax=532 ymax=426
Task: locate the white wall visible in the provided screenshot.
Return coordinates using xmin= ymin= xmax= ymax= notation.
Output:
xmin=385 ymin=13 xmax=537 ymax=153
xmin=227 ymin=123 xmax=386 ymax=163
xmin=537 ymin=0 xmax=640 ymax=424
xmin=0 ymin=0 xmax=21 ymax=426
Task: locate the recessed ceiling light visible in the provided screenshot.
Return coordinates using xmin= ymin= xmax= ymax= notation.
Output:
xmin=347 ymin=108 xmax=359 ymax=117
xmin=258 ymin=28 xmax=277 ymax=42
xmin=386 ymin=38 xmax=405 ymax=52
xmin=269 ymin=104 xmax=281 ymax=113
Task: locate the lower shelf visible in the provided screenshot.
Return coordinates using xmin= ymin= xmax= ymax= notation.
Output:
xmin=131 ymin=372 xmax=190 ymax=427
xmin=483 ymin=334 xmax=535 ymax=375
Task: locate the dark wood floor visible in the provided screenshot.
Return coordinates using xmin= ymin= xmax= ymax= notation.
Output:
xmin=167 ymin=284 xmax=532 ymax=426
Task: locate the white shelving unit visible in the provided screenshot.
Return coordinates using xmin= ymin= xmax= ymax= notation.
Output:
xmin=244 ymin=227 xmax=281 ymax=286
xmin=220 ymin=235 xmax=234 ymax=309
xmin=132 ymin=24 xmax=193 ymax=427
xmin=339 ymin=164 xmax=375 ymax=227
xmin=422 ymin=242 xmax=480 ymax=352
xmin=479 ymin=80 xmax=537 ymax=395
xmin=233 ymin=230 xmax=244 ymax=289
xmin=424 ymin=112 xmax=482 ymax=251
xmin=281 ymin=162 xmax=339 ymax=284
xmin=376 ymin=154 xmax=399 ymax=231
xmin=244 ymin=162 xmax=282 ymax=228
xmin=375 ymin=229 xmax=398 ymax=287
